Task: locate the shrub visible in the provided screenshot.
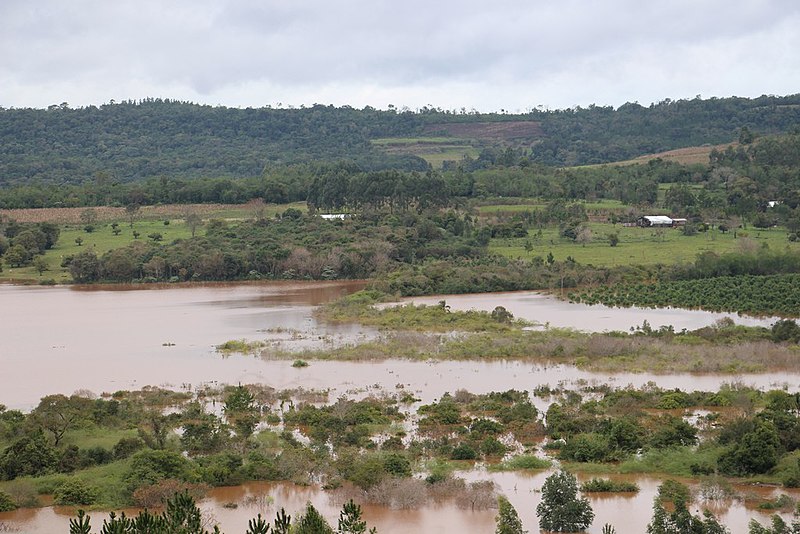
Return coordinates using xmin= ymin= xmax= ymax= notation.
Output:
xmin=0 ymin=490 xmax=16 ymax=512
xmin=451 ymin=443 xmax=478 ymax=460
xmin=125 ymin=449 xmax=194 ymax=493
xmin=383 ymin=453 xmax=412 ymax=477
xmin=53 ymin=479 xmax=98 ymax=506
xmin=580 ymin=478 xmax=639 ymax=493
xmin=657 ymin=479 xmax=691 ymax=504
xmin=488 ymin=454 xmax=551 ymax=471
xmin=113 ymin=437 xmax=145 ymax=459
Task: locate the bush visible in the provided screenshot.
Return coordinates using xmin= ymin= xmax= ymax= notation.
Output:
xmin=126 ymin=449 xmax=194 ymax=493
xmin=383 ymin=453 xmax=412 ymax=477
xmin=0 ymin=490 xmax=16 ymax=512
xmin=113 ymin=437 xmax=145 ymax=459
xmin=580 ymin=478 xmax=639 ymax=493
xmin=53 ymin=478 xmax=98 ymax=506
xmin=451 ymin=443 xmax=478 ymax=460
xmin=657 ymin=479 xmax=690 ymax=504
xmin=488 ymin=454 xmax=551 ymax=471
xmin=560 ymin=433 xmax=612 ymax=462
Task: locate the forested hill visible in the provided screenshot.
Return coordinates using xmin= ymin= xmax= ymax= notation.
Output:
xmin=1 ymin=94 xmax=799 ymax=186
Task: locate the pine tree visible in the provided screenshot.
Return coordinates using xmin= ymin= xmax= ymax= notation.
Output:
xmin=495 ymin=495 xmax=526 ymax=534
xmin=536 ymin=471 xmax=594 ymax=532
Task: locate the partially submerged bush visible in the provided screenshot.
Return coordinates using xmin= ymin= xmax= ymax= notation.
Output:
xmin=53 ymin=478 xmax=98 ymax=506
xmin=580 ymin=478 xmax=639 ymax=493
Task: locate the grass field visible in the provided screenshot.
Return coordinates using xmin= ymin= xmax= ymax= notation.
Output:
xmin=0 ymin=202 xmax=307 ymax=282
xmin=371 ymin=137 xmax=480 ymax=167
xmin=490 ymin=223 xmax=799 ymax=267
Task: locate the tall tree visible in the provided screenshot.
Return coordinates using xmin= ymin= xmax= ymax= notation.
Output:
xmin=536 ymin=470 xmax=594 ymax=532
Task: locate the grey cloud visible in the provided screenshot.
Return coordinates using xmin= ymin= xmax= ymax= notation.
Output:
xmin=0 ymin=0 xmax=798 ymax=109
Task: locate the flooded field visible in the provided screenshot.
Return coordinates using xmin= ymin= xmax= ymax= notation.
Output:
xmin=1 ymin=282 xmax=797 ymax=410
xmin=2 ymin=472 xmax=797 ymax=533
xmin=1 ymin=281 xmax=798 ymax=533
xmin=399 ymin=291 xmax=780 ymax=332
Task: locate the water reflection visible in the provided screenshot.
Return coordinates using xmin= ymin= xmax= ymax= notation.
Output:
xmin=2 ymin=474 xmax=797 ymax=533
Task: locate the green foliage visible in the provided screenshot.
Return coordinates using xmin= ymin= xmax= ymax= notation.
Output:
xmin=571 ymin=273 xmax=800 ymax=317
xmin=646 ymin=494 xmax=729 ymax=534
xmin=125 ymin=449 xmax=194 ymax=493
xmin=772 ymin=319 xmax=800 ymax=343
xmin=54 ymin=478 xmax=99 ymax=505
xmin=536 ymin=470 xmax=594 ymax=532
xmin=294 ymin=502 xmax=334 ymax=534
xmin=657 ymin=480 xmax=691 ymax=505
xmin=717 ymin=420 xmax=782 ymax=476
xmin=580 ymin=478 xmax=639 ymax=493
xmin=337 ymin=499 xmax=368 ymax=534
xmin=488 ymin=455 xmax=551 ymax=472
xmin=224 ymin=385 xmax=259 ymax=441
xmin=245 ymin=514 xmax=270 ymax=534
xmin=0 ymin=490 xmax=16 ymax=512
xmin=0 ymin=430 xmax=58 ymax=479
xmin=749 ymin=515 xmax=800 ymax=534
xmin=69 ymin=491 xmax=223 ymax=534
xmin=495 ymin=495 xmax=526 ymax=534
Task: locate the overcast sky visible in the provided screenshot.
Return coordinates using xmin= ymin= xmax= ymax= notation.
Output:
xmin=1 ymin=0 xmax=798 ymax=112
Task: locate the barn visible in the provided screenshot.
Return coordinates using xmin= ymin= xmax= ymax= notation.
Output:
xmin=637 ymin=215 xmax=674 ymax=228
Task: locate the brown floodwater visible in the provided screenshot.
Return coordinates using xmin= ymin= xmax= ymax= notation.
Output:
xmin=0 ymin=281 xmax=369 ymax=410
xmin=398 ymin=291 xmax=780 ymax=332
xmin=2 ymin=282 xmax=800 ymax=533
xmin=1 ymin=283 xmax=798 ymax=412
xmin=2 ymin=472 xmax=797 ymax=533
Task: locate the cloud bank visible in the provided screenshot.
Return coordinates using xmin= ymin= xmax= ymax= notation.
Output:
xmin=1 ymin=0 xmax=798 ymax=110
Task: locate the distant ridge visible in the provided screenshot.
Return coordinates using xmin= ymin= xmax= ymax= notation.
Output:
xmin=0 ymin=94 xmax=798 ymax=185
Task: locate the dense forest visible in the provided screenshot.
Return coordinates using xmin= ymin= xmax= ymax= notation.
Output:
xmin=2 ymin=94 xmax=800 ymax=187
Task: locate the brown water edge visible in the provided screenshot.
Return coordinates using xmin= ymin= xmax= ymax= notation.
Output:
xmin=2 ymin=473 xmax=797 ymax=534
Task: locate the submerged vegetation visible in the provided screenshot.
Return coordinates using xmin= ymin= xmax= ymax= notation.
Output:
xmin=301 ymin=291 xmax=800 ymax=374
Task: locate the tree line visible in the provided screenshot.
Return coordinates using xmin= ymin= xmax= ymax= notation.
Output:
xmin=2 ymin=94 xmax=799 ymax=187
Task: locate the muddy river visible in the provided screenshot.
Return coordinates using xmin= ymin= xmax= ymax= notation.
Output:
xmin=1 ymin=472 xmax=796 ymax=533
xmin=1 ymin=282 xmax=798 ymax=532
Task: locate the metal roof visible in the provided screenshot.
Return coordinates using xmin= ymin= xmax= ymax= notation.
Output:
xmin=642 ymin=215 xmax=674 ymax=223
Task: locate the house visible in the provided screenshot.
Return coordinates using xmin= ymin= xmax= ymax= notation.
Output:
xmin=637 ymin=215 xmax=674 ymax=228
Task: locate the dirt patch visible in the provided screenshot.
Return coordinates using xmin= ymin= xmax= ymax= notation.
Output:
xmin=423 ymin=121 xmax=543 ymax=141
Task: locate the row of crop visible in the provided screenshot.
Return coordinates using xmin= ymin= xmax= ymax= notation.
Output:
xmin=568 ymin=274 xmax=800 ymax=317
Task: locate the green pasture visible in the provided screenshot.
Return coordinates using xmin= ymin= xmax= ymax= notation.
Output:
xmin=0 ymin=202 xmax=309 ymax=283
xmin=491 ymin=223 xmax=799 ymax=267
xmin=1 ymin=220 xmax=192 ymax=282
xmin=419 ymin=146 xmax=481 ymax=167
xmin=371 ymin=137 xmax=479 ymax=168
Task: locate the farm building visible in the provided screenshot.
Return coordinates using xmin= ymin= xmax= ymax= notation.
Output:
xmin=637 ymin=215 xmax=674 ymax=227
